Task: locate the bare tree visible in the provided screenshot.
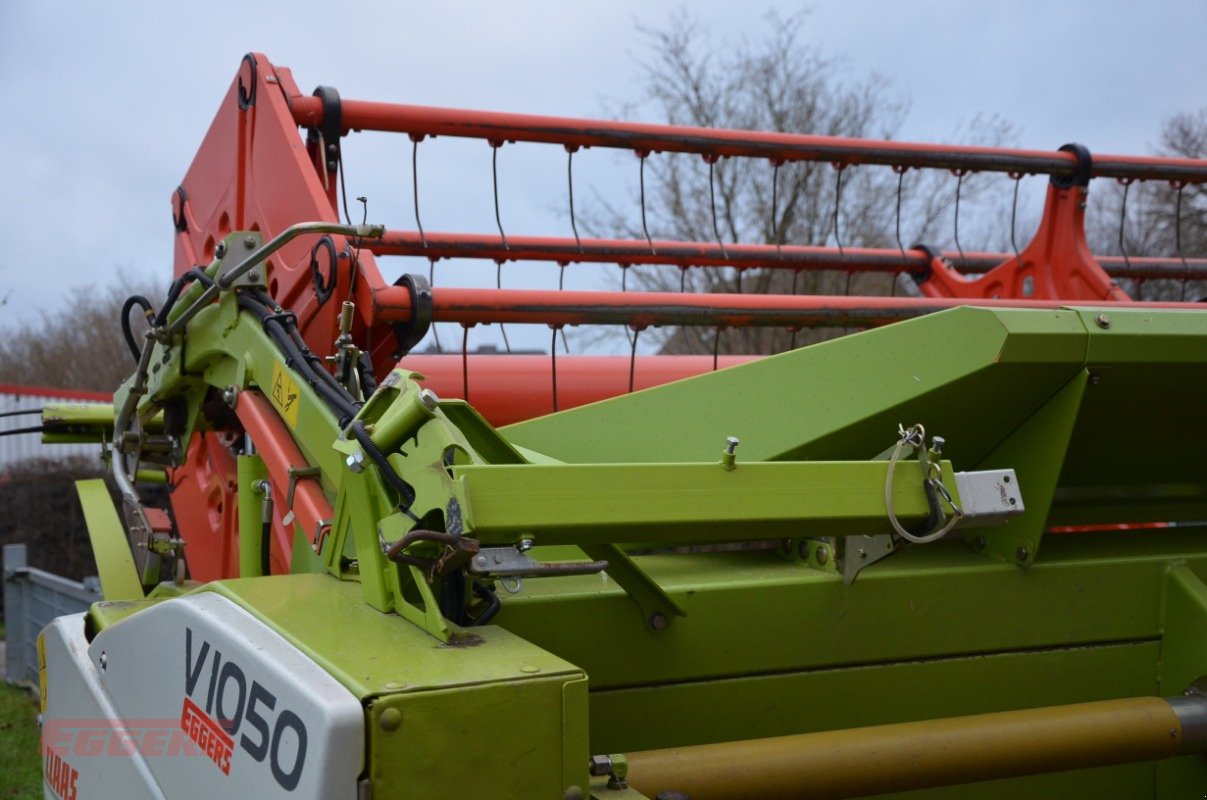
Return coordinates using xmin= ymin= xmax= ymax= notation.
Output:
xmin=0 ymin=274 xmax=164 ymax=392
xmin=1088 ymin=108 xmax=1207 ymax=300
xmin=589 ymin=11 xmax=1014 ymax=354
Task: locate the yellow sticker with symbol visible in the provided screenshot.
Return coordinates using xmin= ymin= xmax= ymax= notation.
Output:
xmin=270 ymin=362 xmax=301 ymax=428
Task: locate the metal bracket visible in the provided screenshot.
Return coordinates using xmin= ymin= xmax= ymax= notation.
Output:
xmin=307 ymin=85 xmax=343 ymax=173
xmin=390 ymin=274 xmax=433 ymax=359
xmin=468 ymin=546 xmax=608 ymax=594
xmin=579 ymin=543 xmax=686 ymax=632
xmin=215 ymin=232 xmax=266 ymax=288
xmin=286 ymin=465 xmax=323 ymax=511
xmin=841 ymin=534 xmax=898 ymax=584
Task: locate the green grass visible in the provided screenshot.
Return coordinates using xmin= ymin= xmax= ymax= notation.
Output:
xmin=0 ymin=682 xmax=41 ymax=799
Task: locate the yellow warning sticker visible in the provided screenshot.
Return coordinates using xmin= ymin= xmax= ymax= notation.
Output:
xmin=37 ymin=633 xmax=47 ymax=711
xmin=270 ymin=362 xmax=301 ymax=428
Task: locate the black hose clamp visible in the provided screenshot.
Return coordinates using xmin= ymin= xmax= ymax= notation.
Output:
xmin=909 ymin=243 xmax=943 ymax=284
xmin=1052 ymin=143 xmax=1092 ymax=189
xmin=238 ymin=53 xmax=258 ymax=110
xmin=172 ymin=186 xmax=189 ymax=233
xmin=307 ymin=85 xmax=342 ymax=174
xmin=309 ymin=235 xmax=339 ymax=306
xmin=391 ymin=274 xmax=433 ymax=359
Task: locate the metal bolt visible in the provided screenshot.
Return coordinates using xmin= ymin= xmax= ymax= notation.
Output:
xmin=587 ymin=756 xmax=613 ymax=777
xmin=1094 ymin=313 xmax=1111 ymax=329
xmin=725 ymin=436 xmax=740 ymax=455
xmin=931 ymin=435 xmax=945 ymax=455
xmin=648 ymin=612 xmax=668 ymax=631
xmin=418 ymin=388 xmax=440 ymax=411
xmin=215 ymin=241 xmax=227 ymax=259
xmin=99 ymin=652 xmax=108 ymax=670
xmin=243 ymin=235 xmax=257 ymax=250
xmin=246 ymin=269 xmax=261 ymax=283
xmin=1016 ymin=546 xmax=1029 ymax=562
xmin=221 ymin=385 xmax=239 ymax=407
xmin=345 ymin=451 xmax=367 ymax=473
xmin=517 ymin=538 xmax=534 ymax=552
xmin=815 ymin=546 xmax=828 ymax=566
xmin=473 ymin=555 xmax=487 ymax=568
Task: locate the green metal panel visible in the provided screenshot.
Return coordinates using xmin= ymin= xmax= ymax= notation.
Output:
xmin=503 ymin=307 xmax=1090 ymax=468
xmin=75 ymin=479 xmax=144 ymax=601
xmin=1155 ymin=566 xmax=1207 ymax=794
xmin=202 ymin=574 xmax=584 ymax=699
xmin=589 ymin=642 xmax=1160 ymax=789
xmin=495 ymin=531 xmax=1207 ymax=688
xmin=202 ymin=574 xmax=590 ymax=798
xmin=367 ymin=678 xmax=589 ymax=800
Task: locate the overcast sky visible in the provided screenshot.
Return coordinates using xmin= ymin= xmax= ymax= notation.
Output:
xmin=2 ymin=1 xmax=1204 ymax=353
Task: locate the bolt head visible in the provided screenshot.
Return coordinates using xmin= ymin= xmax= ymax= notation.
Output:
xmin=418 ymin=388 xmax=439 ymax=411
xmin=815 ymin=546 xmax=828 ymax=566
xmin=221 ymin=385 xmax=238 ymax=407
xmin=587 ymin=755 xmax=613 ymax=777
xmin=648 ymin=612 xmax=668 ymax=631
xmin=346 ymin=451 xmax=367 ymax=473
xmin=1094 ymin=313 xmax=1111 ymax=329
xmin=1016 ymin=546 xmax=1029 ymax=562
xmin=243 ymin=235 xmax=257 ymax=250
xmin=214 ymin=242 xmax=227 ymax=259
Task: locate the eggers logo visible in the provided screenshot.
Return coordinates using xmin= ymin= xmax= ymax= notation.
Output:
xmin=180 ymin=696 xmax=234 ymax=775
xmin=184 ymin=627 xmax=309 ymax=791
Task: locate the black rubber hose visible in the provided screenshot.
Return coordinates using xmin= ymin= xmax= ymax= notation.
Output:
xmin=121 ymin=295 xmax=155 ymax=363
xmin=349 ymin=420 xmax=418 ymax=516
xmin=0 ymin=409 xmax=42 ymax=419
xmin=260 ymin=518 xmax=272 ymax=576
xmin=358 ymin=352 xmax=378 ymax=397
xmin=470 ymin=582 xmax=501 ymax=626
xmin=0 ymin=425 xmax=48 ymax=437
xmin=236 ymin=293 xmax=360 ymax=423
xmin=154 ymin=267 xmax=214 ymax=327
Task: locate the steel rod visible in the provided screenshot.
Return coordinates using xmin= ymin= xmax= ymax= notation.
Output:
xmin=371 ymin=230 xmax=1207 ymax=282
xmin=372 ymin=286 xmax=1205 ymax=329
xmin=291 ymin=97 xmax=1207 ymax=183
xmin=624 ymin=694 xmax=1207 ymax=800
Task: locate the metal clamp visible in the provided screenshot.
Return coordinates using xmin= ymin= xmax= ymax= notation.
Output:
xmin=286 ymin=465 xmax=323 ymax=511
xmin=390 ymin=274 xmax=433 ymax=359
xmin=468 ymin=546 xmax=608 ymax=594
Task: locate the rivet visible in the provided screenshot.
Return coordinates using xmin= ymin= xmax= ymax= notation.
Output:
xmin=378 ymin=707 xmax=402 ymax=732
xmin=520 ymin=664 xmax=541 ymax=674
xmin=1094 ymin=313 xmax=1111 ymax=329
xmin=815 ymin=547 xmax=828 ymax=566
xmin=383 ymin=681 xmax=407 ymax=690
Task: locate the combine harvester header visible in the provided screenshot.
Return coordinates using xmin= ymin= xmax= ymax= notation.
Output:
xmin=29 ymin=53 xmax=1207 ymax=798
